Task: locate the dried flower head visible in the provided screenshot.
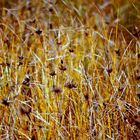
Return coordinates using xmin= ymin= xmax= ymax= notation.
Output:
xmin=106 ymin=64 xmax=112 ymax=74
xmin=51 ymin=85 xmax=62 ymax=94
xmin=22 ymin=75 xmax=30 ymax=86
xmin=61 ymin=60 xmax=63 ymax=64
xmin=49 ymin=7 xmax=53 ymax=12
xmin=2 ymin=97 xmax=10 ymax=106
xmin=138 ymin=53 xmax=140 ymax=58
xmin=69 ymin=48 xmax=74 ymax=53
xmin=84 ymin=93 xmax=89 ymax=101
xmin=19 ymin=55 xmax=24 ymax=60
xmin=18 ymin=55 xmax=24 ymax=66
xmin=64 ymin=81 xmax=76 ymax=89
xmin=49 ymin=70 xmax=56 ymax=76
xmin=6 ymin=62 xmax=10 ymax=67
xmin=85 ymin=31 xmax=89 ymax=36
xmin=115 ymin=49 xmax=120 ymax=56
xmin=59 ymin=64 xmax=67 ymax=72
xmin=35 ymin=28 xmax=42 ymax=35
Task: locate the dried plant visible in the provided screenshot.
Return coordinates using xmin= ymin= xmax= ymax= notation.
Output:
xmin=0 ymin=0 xmax=139 ymax=139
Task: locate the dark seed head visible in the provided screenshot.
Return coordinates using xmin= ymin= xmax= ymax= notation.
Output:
xmin=69 ymin=48 xmax=74 ymax=53
xmin=61 ymin=60 xmax=63 ymax=64
xmin=138 ymin=53 xmax=140 ymax=59
xmin=59 ymin=65 xmax=67 ymax=71
xmin=106 ymin=64 xmax=112 ymax=74
xmin=64 ymin=81 xmax=76 ymax=89
xmin=19 ymin=56 xmax=24 ymax=60
xmin=85 ymin=32 xmax=88 ymax=36
xmin=18 ymin=61 xmax=23 ymax=66
xmin=49 ymin=7 xmax=53 ymax=12
xmin=2 ymin=97 xmax=10 ymax=106
xmin=103 ymin=102 xmax=106 ymax=108
xmin=115 ymin=49 xmax=120 ymax=56
xmin=35 ymin=28 xmax=42 ymax=35
xmin=18 ymin=56 xmax=24 ymax=66
xmin=22 ymin=76 xmax=30 ymax=86
xmin=51 ymin=85 xmax=62 ymax=94
xmin=107 ymin=68 xmax=112 ymax=74
xmin=49 ymin=71 xmax=56 ymax=76
xmin=6 ymin=62 xmax=10 ymax=67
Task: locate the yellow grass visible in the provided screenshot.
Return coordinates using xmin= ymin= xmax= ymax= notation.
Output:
xmin=0 ymin=0 xmax=140 ymax=139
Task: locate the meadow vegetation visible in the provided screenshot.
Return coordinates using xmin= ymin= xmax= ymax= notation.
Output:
xmin=0 ymin=0 xmax=140 ymax=139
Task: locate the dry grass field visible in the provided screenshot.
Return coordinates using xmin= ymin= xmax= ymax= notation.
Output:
xmin=0 ymin=0 xmax=140 ymax=139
